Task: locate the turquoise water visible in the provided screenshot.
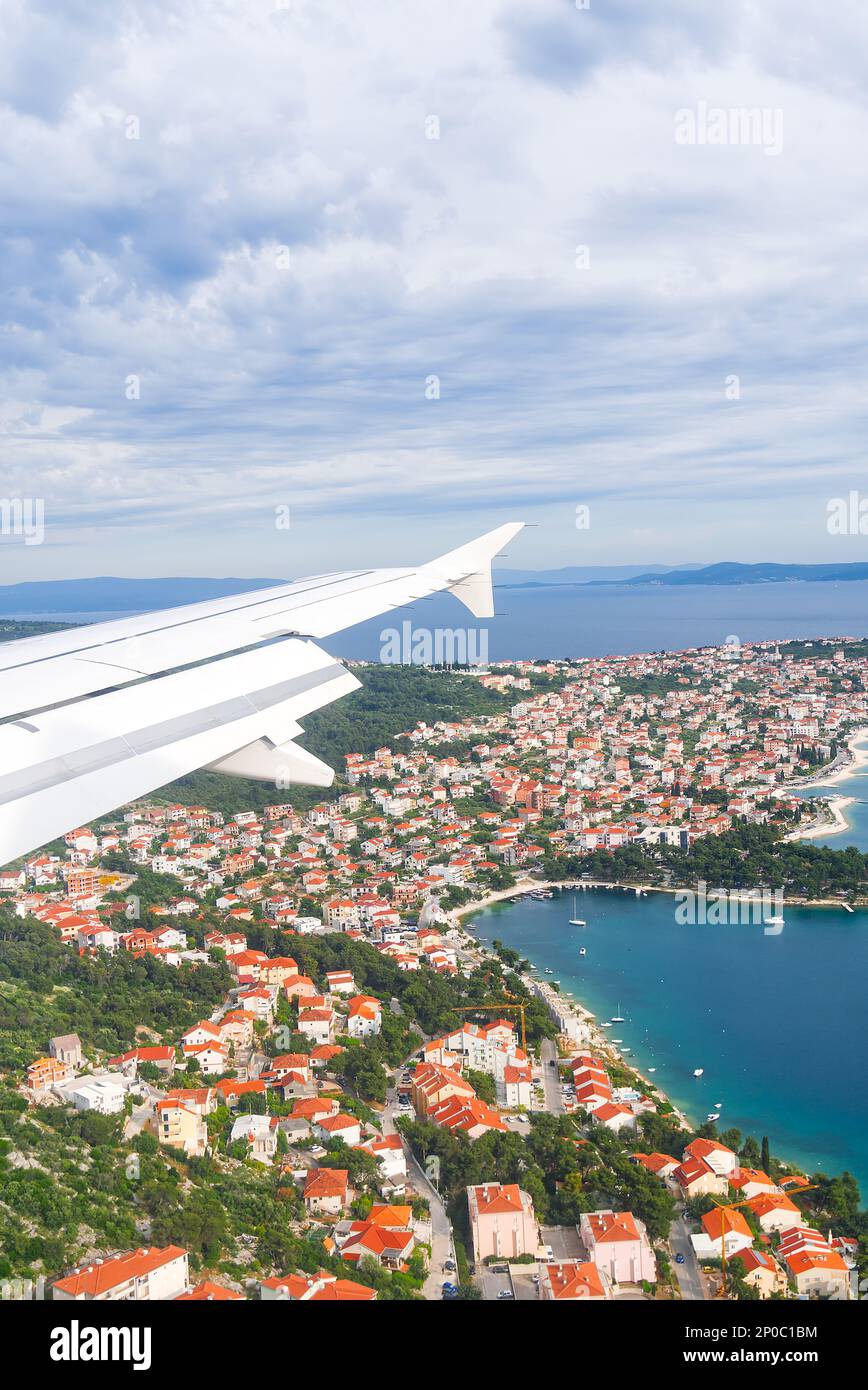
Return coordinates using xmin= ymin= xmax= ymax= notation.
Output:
xmin=467 ymin=890 xmax=868 ymax=1195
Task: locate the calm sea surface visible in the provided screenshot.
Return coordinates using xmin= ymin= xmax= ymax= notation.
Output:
xmin=466 ymin=890 xmax=868 ymax=1194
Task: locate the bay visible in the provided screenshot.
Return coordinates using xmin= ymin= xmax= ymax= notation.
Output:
xmin=466 ymin=889 xmax=868 ymax=1194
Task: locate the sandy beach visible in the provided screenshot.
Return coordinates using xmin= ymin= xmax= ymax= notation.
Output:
xmin=782 ymin=724 xmax=868 ymax=789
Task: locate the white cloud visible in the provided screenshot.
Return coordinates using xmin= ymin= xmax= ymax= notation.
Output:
xmin=1 ymin=0 xmax=867 ymax=578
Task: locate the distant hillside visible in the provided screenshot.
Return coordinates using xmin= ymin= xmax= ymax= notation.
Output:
xmin=495 ymin=563 xmax=702 ymax=585
xmin=603 ymin=562 xmax=868 ymax=587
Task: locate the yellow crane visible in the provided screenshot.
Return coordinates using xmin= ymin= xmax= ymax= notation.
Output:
xmin=456 ymin=1002 xmax=527 ymax=1054
xmin=707 ymin=1184 xmax=817 ymax=1296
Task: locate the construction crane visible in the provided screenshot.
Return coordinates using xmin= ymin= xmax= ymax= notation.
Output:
xmin=456 ymin=1002 xmax=527 ymax=1054
xmin=707 ymin=1184 xmax=817 ymax=1297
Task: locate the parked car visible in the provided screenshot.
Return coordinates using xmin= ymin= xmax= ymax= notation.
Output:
xmin=675 ymin=1253 xmax=685 ymax=1265
xmin=497 ymin=1289 xmax=514 ymax=1300
xmin=442 ymin=1281 xmax=458 ymax=1295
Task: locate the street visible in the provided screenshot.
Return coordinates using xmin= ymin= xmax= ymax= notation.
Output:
xmin=669 ymin=1212 xmax=708 ymax=1301
xmin=540 ymin=1038 xmax=564 ymax=1113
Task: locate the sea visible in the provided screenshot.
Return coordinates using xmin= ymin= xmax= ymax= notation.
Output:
xmin=466 ymin=889 xmax=868 ymax=1194
xmin=11 ymin=576 xmax=868 ymax=661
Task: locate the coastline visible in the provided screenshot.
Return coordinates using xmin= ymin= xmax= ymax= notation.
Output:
xmin=454 ymin=892 xmax=700 ymax=1138
xmin=780 ymin=724 xmax=868 ymax=791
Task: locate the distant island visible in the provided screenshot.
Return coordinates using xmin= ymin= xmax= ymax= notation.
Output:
xmin=501 ymin=561 xmax=868 ymax=589
xmin=4 ymin=561 xmax=868 ymax=619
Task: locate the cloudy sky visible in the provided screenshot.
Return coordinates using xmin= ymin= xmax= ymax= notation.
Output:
xmin=2 ymin=0 xmax=868 ymax=581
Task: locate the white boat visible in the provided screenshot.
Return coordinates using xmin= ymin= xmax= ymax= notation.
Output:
xmin=601 ymin=1021 xmax=613 ymax=1028
xmin=544 ymin=968 xmax=553 ymax=974
xmin=706 ymin=1111 xmax=720 ymax=1122
xmin=693 ymin=1068 xmax=704 ymax=1077
xmin=579 ymin=946 xmax=586 ymax=956
xmin=612 ymin=1038 xmax=623 ymax=1043
xmin=764 ymin=915 xmax=785 ymax=927
xmin=569 ymin=894 xmax=586 ymax=926
xmin=610 ymin=1004 xmax=625 ymax=1022
xmin=843 ymin=903 xmax=854 ymax=913
xmin=648 ymin=1067 xmax=656 ymax=1073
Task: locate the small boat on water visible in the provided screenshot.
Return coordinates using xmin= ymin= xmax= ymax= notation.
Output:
xmin=843 ymin=903 xmax=854 ymax=913
xmin=648 ymin=1067 xmax=657 ymax=1073
xmin=706 ymin=1111 xmax=720 ymax=1122
xmin=579 ymin=946 xmax=586 ymax=956
xmin=765 ymin=915 xmax=785 ymax=927
xmin=610 ymin=1003 xmax=625 ymax=1022
xmin=601 ymin=1021 xmax=613 ymax=1028
xmin=693 ymin=1068 xmax=704 ymax=1077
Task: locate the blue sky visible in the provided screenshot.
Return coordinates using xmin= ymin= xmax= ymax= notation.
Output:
xmin=2 ymin=0 xmax=868 ymax=580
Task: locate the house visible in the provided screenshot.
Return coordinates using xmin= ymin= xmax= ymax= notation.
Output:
xmin=683 ymin=1137 xmax=738 ymax=1178
xmin=778 ymin=1227 xmax=851 ymax=1299
xmin=346 ymin=995 xmax=383 ymax=1038
xmin=411 ymin=1062 xmax=474 ymax=1117
xmin=261 ymin=1272 xmax=376 ymax=1302
xmin=69 ymin=1076 xmax=125 ymax=1115
xmin=230 ymin=1113 xmax=279 ymax=1163
xmin=303 ymin=1167 xmax=351 ymax=1216
xmin=579 ymin=1210 xmax=657 ymax=1286
xmin=427 ymin=1094 xmax=508 ymax=1139
xmin=337 ymin=1219 xmax=415 ymax=1270
xmin=467 ymin=1183 xmax=538 ymax=1265
xmin=177 ymin=1281 xmax=244 ymax=1301
xmin=733 ymin=1248 xmax=788 ymax=1299
xmin=673 ymin=1154 xmax=728 ymax=1200
xmin=26 ymin=1057 xmax=74 ymax=1093
xmin=355 ymin=1133 xmax=407 ymax=1188
xmin=729 ymin=1168 xmax=779 ymax=1201
xmin=297 ymin=1007 xmax=335 ymax=1046
xmin=156 ymin=1098 xmax=209 ymax=1157
xmin=53 ymin=1246 xmax=189 ymax=1301
xmin=633 ymin=1152 xmax=680 ymax=1181
xmin=49 ymin=1034 xmax=83 ymax=1068
xmin=325 ymin=969 xmax=356 ymax=995
xmin=744 ymin=1191 xmax=804 ymax=1234
xmin=109 ymin=1045 xmax=176 ymax=1076
xmin=539 ymin=1261 xmax=612 ymax=1301
xmin=590 ymin=1101 xmax=636 ymax=1135
xmin=692 ymin=1208 xmax=754 ymax=1262
xmin=314 ymin=1113 xmax=362 ymax=1148
xmin=497 ymin=1063 xmax=533 ymax=1109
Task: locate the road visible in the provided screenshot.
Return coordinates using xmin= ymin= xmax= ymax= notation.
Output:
xmin=540 ymin=1038 xmax=564 ymax=1114
xmin=383 ymin=1080 xmax=455 ymax=1300
xmin=669 ymin=1213 xmax=708 ymax=1301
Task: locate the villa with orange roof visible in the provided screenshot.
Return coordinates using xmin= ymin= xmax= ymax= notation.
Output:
xmin=579 ymin=1209 xmax=657 ymax=1286
xmin=539 ymin=1260 xmax=612 ymax=1301
xmin=467 ymin=1182 xmax=537 ymax=1264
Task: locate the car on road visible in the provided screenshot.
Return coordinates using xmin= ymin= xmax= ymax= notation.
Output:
xmin=675 ymin=1252 xmax=685 ymax=1264
xmin=497 ymin=1289 xmax=514 ymax=1300
xmin=442 ymin=1281 xmax=458 ymax=1295
xmin=443 ymin=1259 xmax=456 ymax=1272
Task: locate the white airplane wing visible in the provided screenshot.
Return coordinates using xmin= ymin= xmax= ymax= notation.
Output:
xmin=0 ymin=522 xmax=522 ymax=866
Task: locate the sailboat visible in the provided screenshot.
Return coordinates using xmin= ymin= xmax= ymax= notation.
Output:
xmin=610 ymin=1002 xmax=625 ymax=1022
xmin=569 ymin=894 xmax=586 ymax=926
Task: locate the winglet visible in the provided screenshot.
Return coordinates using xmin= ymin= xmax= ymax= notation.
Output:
xmin=422 ymin=521 xmax=524 ymax=619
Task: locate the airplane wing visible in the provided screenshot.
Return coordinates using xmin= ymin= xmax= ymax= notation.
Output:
xmin=0 ymin=522 xmax=523 ymax=866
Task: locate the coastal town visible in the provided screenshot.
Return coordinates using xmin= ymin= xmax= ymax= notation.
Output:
xmin=2 ymin=635 xmax=867 ymax=1303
